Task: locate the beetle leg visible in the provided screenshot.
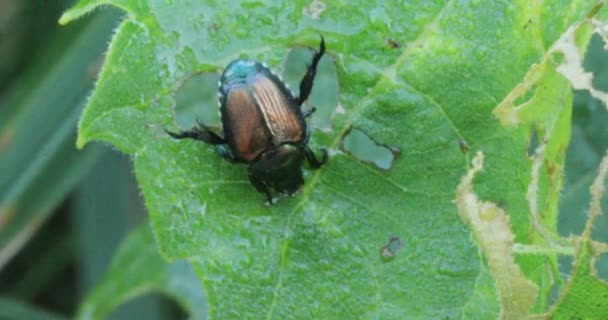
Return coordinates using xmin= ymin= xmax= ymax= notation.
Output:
xmin=165 ymin=122 xmax=225 ymax=145
xmin=216 ymin=145 xmax=237 ymax=163
xmin=302 ymin=107 xmax=316 ymax=118
xmin=296 ymin=35 xmax=325 ymax=106
xmin=305 ymin=147 xmax=328 ymax=169
xmin=248 ymin=173 xmax=274 ymax=204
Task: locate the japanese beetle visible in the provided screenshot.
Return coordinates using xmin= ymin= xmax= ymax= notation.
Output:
xmin=166 ymin=36 xmax=328 ymax=204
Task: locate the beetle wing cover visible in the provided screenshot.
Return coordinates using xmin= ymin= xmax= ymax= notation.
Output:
xmin=224 ymin=88 xmax=271 ymax=162
xmin=251 ymin=77 xmax=304 ymax=145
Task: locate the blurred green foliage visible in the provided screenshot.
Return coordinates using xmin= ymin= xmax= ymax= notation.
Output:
xmin=0 ymin=2 xmax=180 ymax=319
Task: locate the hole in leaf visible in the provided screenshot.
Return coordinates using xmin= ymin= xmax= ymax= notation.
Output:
xmin=380 ymin=236 xmax=403 ymax=262
xmin=584 ymin=34 xmax=608 ymax=91
xmin=386 ymin=38 xmax=401 ymax=49
xmin=597 ymin=253 xmax=608 ymax=281
xmin=342 ymin=128 xmax=398 ymax=170
xmin=283 ymin=45 xmax=338 ymax=131
xmin=459 ymin=138 xmax=469 ymax=154
xmin=548 ymin=273 xmax=560 ymax=306
xmin=173 ymin=73 xmax=221 ymax=129
xmin=552 ymin=255 xmax=575 ymax=305
xmin=527 ymin=127 xmax=539 ymax=158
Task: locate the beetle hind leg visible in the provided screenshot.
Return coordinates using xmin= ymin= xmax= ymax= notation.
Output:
xmin=165 ymin=120 xmax=225 ymax=145
xmin=305 ymin=147 xmax=328 ymax=169
xmin=296 ymin=35 xmax=326 ymax=106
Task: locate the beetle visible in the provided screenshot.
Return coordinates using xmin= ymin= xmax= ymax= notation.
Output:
xmin=166 ymin=36 xmax=328 ymax=204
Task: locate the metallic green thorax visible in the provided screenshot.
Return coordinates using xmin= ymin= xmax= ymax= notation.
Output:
xmin=221 ymin=60 xmax=266 ymax=87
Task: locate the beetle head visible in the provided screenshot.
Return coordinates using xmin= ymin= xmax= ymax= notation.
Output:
xmin=248 ymin=144 xmax=305 ymax=195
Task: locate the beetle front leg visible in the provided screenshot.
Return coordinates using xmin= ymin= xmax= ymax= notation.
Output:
xmin=248 ymin=173 xmax=274 ymax=204
xmin=165 ymin=120 xmax=226 ymax=145
xmin=305 ymin=147 xmax=328 ymax=169
xmin=296 ymin=35 xmax=325 ymax=106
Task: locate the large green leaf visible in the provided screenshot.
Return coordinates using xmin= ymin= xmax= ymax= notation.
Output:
xmin=61 ymin=0 xmax=608 ymax=318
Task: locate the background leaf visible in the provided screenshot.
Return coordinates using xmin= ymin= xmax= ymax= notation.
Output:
xmin=0 ymin=7 xmax=118 ymax=269
xmin=76 ymin=223 xmax=207 ymax=320
xmin=0 ymin=297 xmax=67 ymax=320
xmin=0 ymin=4 xmax=182 ymax=318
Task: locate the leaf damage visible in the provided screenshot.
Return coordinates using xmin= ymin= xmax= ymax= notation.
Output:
xmin=493 ymin=63 xmax=545 ymax=126
xmin=546 ymin=148 xmax=608 ymax=318
xmin=554 ymin=22 xmax=608 ymax=108
xmin=303 ymin=0 xmax=326 ymax=20
xmin=494 ymin=7 xmax=608 ymax=127
xmin=585 ymin=148 xmax=608 ymax=241
xmin=341 ymin=127 xmax=398 ymax=170
xmin=455 ymin=151 xmax=538 ymax=320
